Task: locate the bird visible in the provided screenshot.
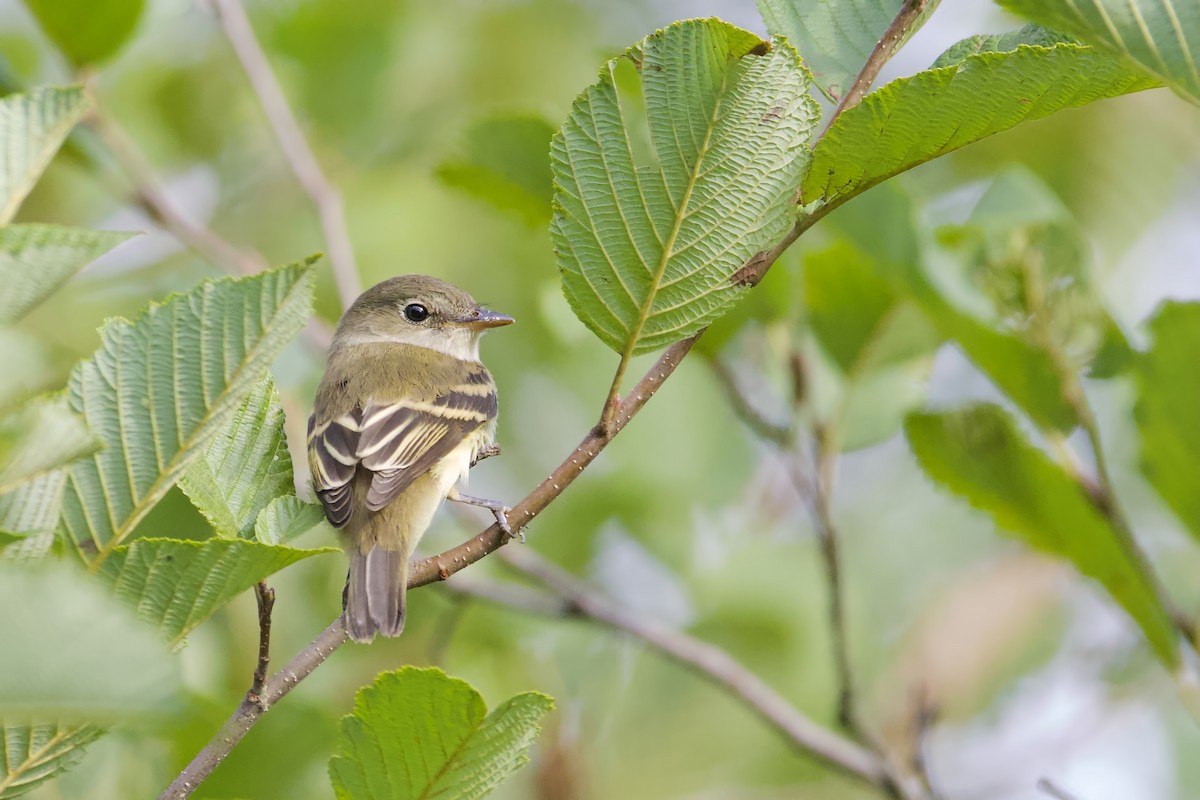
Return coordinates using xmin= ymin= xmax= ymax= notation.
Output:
xmin=307 ymin=274 xmax=513 ymax=643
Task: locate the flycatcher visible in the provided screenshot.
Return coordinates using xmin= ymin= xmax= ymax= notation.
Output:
xmin=307 ymin=275 xmax=513 ymax=643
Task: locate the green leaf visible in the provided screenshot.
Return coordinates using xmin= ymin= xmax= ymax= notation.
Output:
xmin=998 ymin=0 xmax=1200 ymax=105
xmin=0 ymin=327 xmax=54 ymax=410
xmin=254 ymin=495 xmax=326 ymax=545
xmin=0 ymin=562 xmax=181 ymax=717
xmin=97 ymin=538 xmax=336 ymax=647
xmin=803 ymin=241 xmax=940 ymax=450
xmin=0 ymin=471 xmax=65 ymax=561
xmin=905 ymin=404 xmax=1178 ymax=665
xmin=329 ymin=667 xmax=553 ymax=800
xmin=179 ymin=377 xmax=298 ymax=540
xmin=0 ymin=87 xmax=90 ymax=225
xmin=932 ymin=24 xmax=1074 ymax=68
xmin=0 ymin=395 xmax=100 ymax=494
xmin=437 ymin=115 xmax=555 ymax=226
xmin=0 ymin=225 xmax=136 ymax=323
xmin=1134 ymin=302 xmax=1200 ymax=540
xmin=803 ymin=44 xmax=1158 ymax=205
xmin=551 ymin=19 xmax=819 ymax=356
xmin=0 ymin=722 xmax=102 ymax=799
xmin=60 ymin=262 xmax=316 ymax=565
xmin=754 ymin=0 xmax=936 ymax=102
xmin=21 ymin=0 xmax=144 ymax=66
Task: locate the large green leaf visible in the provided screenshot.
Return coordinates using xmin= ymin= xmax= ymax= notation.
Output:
xmin=329 ymin=667 xmax=553 ymax=800
xmin=60 ymin=262 xmax=315 ymax=564
xmin=803 ymin=44 xmax=1158 ymax=205
xmin=97 ymin=538 xmax=335 ymax=647
xmin=0 ymin=87 xmax=89 ymax=225
xmin=254 ymin=495 xmax=326 ymax=545
xmin=931 ymin=24 xmax=1074 ymax=68
xmin=998 ymin=0 xmax=1200 ymax=105
xmin=0 ymin=722 xmax=101 ymax=799
xmin=551 ymin=19 xmax=819 ymax=356
xmin=905 ymin=404 xmax=1178 ymax=665
xmin=21 ymin=0 xmax=144 ymax=67
xmin=437 ymin=115 xmax=555 ymax=226
xmin=1134 ymin=302 xmax=1200 ymax=540
xmin=0 ymin=562 xmax=181 ymax=717
xmin=180 ymin=377 xmax=299 ymax=540
xmin=755 ymin=0 xmax=934 ymax=101
xmin=0 ymin=395 xmax=99 ymax=495
xmin=0 ymin=225 xmax=136 ymax=323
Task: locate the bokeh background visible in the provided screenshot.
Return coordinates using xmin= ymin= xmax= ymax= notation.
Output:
xmin=3 ymin=0 xmax=1200 ymax=797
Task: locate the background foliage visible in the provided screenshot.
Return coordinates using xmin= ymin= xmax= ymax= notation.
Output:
xmin=1 ymin=0 xmax=1199 ymax=798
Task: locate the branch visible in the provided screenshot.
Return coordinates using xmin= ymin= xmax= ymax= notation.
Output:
xmin=707 ymin=357 xmax=793 ymax=446
xmin=209 ymin=0 xmax=361 ymax=310
xmin=826 ymin=0 xmax=932 ymax=130
xmin=85 ymin=100 xmax=334 ymax=353
xmin=246 ymin=581 xmax=275 ymax=709
xmin=1037 ymin=778 xmax=1084 ymax=800
xmin=492 ymin=547 xmax=916 ymax=794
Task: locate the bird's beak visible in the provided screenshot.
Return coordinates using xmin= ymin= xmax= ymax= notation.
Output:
xmin=457 ymin=306 xmax=514 ymax=330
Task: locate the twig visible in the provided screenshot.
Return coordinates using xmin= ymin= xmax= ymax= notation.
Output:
xmin=247 ymin=581 xmax=275 ymax=708
xmin=209 ymin=0 xmax=361 ymax=310
xmin=493 ymin=546 xmax=922 ymax=795
xmin=1037 ymin=778 xmax=1084 ymax=800
xmin=825 ymin=0 xmax=931 ymax=130
xmin=707 ymin=357 xmax=793 ymax=446
xmin=87 ymin=108 xmax=267 ymax=278
xmin=85 ymin=101 xmax=334 ymax=353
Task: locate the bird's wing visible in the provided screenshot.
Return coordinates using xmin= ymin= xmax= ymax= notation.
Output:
xmin=308 ymin=384 xmax=496 ymax=526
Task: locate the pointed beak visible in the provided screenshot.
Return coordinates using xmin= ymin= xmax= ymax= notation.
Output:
xmin=457 ymin=306 xmax=514 ymax=330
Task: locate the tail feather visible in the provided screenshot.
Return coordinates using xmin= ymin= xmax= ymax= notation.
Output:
xmin=344 ymin=547 xmax=408 ymax=643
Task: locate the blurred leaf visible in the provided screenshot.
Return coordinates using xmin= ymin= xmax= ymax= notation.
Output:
xmin=0 ymin=86 xmax=89 ymax=224
xmin=0 ymin=562 xmax=181 ymax=717
xmin=552 ymin=19 xmax=819 ymax=355
xmin=97 ymin=538 xmax=336 ymax=647
xmin=803 ymin=44 xmax=1158 ymax=205
xmin=438 ymin=115 xmax=555 ymax=226
xmin=0 ymin=395 xmax=100 ymax=494
xmin=0 ymin=722 xmax=102 ymax=799
xmin=179 ymin=377 xmax=297 ymax=540
xmin=21 ymin=0 xmax=144 ymax=66
xmin=0 ymin=471 xmax=64 ymax=561
xmin=754 ymin=0 xmax=936 ymax=102
xmin=805 ymin=243 xmax=899 ymax=373
xmin=328 ymin=667 xmax=553 ymax=800
xmin=905 ymin=404 xmax=1178 ymax=665
xmin=0 ymin=327 xmax=54 ymax=409
xmin=934 ymin=168 xmax=1128 ymax=375
xmin=60 ymin=262 xmax=316 ymax=565
xmin=998 ymin=0 xmax=1200 ymax=105
xmin=0 ymin=225 xmax=135 ymax=323
xmin=932 ymin=24 xmax=1074 ymax=68
xmin=254 ymin=495 xmax=325 ymax=545
xmin=1134 ymin=302 xmax=1200 ymax=540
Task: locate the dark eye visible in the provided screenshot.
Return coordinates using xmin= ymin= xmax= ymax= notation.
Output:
xmin=403 ymin=303 xmax=428 ymax=323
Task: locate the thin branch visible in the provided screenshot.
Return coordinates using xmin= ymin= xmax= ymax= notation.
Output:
xmin=1037 ymin=778 xmax=1084 ymax=800
xmin=707 ymin=357 xmax=793 ymax=446
xmin=247 ymin=581 xmax=275 ymax=708
xmin=86 ymin=101 xmax=335 ymax=353
xmin=826 ymin=0 xmax=932 ymax=130
xmin=209 ymin=0 xmax=361 ymax=310
xmin=493 ymin=547 xmax=921 ymax=795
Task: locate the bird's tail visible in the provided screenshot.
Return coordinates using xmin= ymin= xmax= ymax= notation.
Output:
xmin=344 ymin=546 xmax=408 ymax=643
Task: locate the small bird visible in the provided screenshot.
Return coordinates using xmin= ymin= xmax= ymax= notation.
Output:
xmin=307 ymin=275 xmax=513 ymax=643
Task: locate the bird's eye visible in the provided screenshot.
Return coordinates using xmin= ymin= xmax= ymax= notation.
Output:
xmin=403 ymin=303 xmax=429 ymax=323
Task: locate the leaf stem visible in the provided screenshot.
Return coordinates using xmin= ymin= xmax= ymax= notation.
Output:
xmin=247 ymin=581 xmax=275 ymax=707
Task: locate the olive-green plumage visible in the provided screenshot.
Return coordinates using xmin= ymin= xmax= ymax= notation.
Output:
xmin=307 ymin=275 xmax=512 ymax=643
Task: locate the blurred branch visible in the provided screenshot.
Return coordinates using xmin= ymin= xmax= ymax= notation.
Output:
xmin=707 ymin=357 xmax=793 ymax=446
xmin=246 ymin=581 xmax=275 ymax=709
xmin=86 ymin=99 xmax=334 ymax=352
xmin=1037 ymin=778 xmax=1084 ymax=800
xmin=491 ymin=547 xmax=921 ymax=794
xmin=210 ymin=0 xmax=361 ymax=311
